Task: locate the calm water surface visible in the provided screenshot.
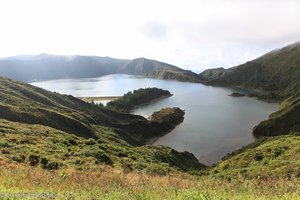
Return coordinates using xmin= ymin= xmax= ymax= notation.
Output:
xmin=31 ymin=74 xmax=278 ymax=165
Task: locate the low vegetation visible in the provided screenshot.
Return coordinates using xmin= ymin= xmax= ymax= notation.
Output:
xmin=107 ymin=87 xmax=171 ymax=112
xmin=212 ymin=133 xmax=300 ymax=179
xmin=1 ymin=157 xmax=300 ymax=199
xmin=0 ymin=119 xmax=202 ymax=174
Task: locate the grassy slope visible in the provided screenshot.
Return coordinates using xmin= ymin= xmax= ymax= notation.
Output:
xmin=253 ymin=99 xmax=300 ymax=136
xmin=212 ymin=134 xmax=300 ymax=179
xmin=0 ymin=119 xmax=201 ymax=173
xmin=1 ymin=156 xmax=300 ymax=199
xmin=0 ymin=76 xmax=203 ymax=173
xmin=207 ymin=43 xmax=300 ymax=101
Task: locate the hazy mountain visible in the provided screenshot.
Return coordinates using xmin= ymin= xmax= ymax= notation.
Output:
xmin=0 ymin=54 xmax=130 ymax=82
xmin=0 ymin=54 xmax=203 ymax=83
xmin=120 ymin=58 xmax=204 ymax=82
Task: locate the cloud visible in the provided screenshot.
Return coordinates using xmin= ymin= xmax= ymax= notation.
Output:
xmin=139 ymin=21 xmax=168 ymax=41
xmin=0 ymin=0 xmax=300 ymax=72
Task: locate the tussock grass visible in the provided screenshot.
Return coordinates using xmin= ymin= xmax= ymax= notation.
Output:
xmin=0 ymin=160 xmax=299 ymax=199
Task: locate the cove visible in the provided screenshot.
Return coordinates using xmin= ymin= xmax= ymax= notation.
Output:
xmin=31 ymin=74 xmax=278 ymax=165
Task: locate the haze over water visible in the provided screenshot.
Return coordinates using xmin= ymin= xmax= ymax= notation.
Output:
xmin=31 ymin=74 xmax=278 ymax=165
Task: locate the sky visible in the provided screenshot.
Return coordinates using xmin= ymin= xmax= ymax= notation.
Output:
xmin=0 ymin=0 xmax=300 ymax=72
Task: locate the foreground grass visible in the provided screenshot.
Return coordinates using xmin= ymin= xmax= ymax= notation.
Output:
xmin=0 ymin=160 xmax=299 ymax=200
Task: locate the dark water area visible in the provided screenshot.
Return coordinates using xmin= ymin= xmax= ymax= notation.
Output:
xmin=31 ymin=74 xmax=278 ymax=165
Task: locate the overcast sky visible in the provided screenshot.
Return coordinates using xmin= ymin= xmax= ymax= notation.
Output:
xmin=0 ymin=0 xmax=300 ymax=72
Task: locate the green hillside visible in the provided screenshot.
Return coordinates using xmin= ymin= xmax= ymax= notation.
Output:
xmin=203 ymin=42 xmax=300 ymax=101
xmin=212 ymin=134 xmax=300 ymax=179
xmin=120 ymin=58 xmax=204 ymax=82
xmin=0 ymin=76 xmax=204 ymax=173
xmin=201 ymin=42 xmax=300 ymax=136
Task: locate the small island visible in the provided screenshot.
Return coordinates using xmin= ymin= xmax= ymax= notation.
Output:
xmin=146 ymin=107 xmax=185 ymax=143
xmin=228 ymin=92 xmax=246 ymax=97
xmin=106 ymin=87 xmax=172 ymax=112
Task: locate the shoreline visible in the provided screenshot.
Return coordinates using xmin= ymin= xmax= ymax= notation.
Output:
xmin=77 ymin=96 xmax=122 ymax=103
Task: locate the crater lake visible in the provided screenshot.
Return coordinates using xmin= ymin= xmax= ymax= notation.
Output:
xmin=31 ymin=74 xmax=278 ymax=165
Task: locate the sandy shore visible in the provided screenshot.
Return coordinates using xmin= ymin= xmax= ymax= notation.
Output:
xmin=77 ymin=96 xmax=121 ymax=103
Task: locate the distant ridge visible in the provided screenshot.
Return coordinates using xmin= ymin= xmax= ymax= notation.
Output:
xmin=0 ymin=54 xmax=203 ymax=83
xmin=201 ymin=42 xmax=300 ymax=100
xmin=200 ymin=42 xmax=300 ymax=136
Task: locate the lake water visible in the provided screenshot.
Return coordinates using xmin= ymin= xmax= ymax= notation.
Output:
xmin=31 ymin=74 xmax=278 ymax=165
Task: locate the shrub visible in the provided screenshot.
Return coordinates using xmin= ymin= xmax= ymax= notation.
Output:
xmin=92 ymin=150 xmax=114 ymax=166
xmin=29 ymin=155 xmax=40 ymax=166
xmin=85 ymin=138 xmax=96 ymax=145
xmin=68 ymin=138 xmax=78 ymax=145
xmin=40 ymin=157 xmax=60 ymax=170
xmin=0 ymin=140 xmax=10 ymax=148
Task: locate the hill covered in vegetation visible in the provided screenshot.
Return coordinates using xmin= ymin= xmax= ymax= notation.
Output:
xmin=1 ymin=128 xmax=300 ymax=199
xmin=107 ymin=87 xmax=172 ymax=112
xmin=120 ymin=58 xmax=204 ymax=83
xmin=0 ymin=76 xmax=203 ymax=173
xmin=0 ymin=55 xmax=203 ymax=83
xmin=200 ymin=42 xmax=300 ymax=136
xmin=202 ymin=42 xmax=300 ymax=101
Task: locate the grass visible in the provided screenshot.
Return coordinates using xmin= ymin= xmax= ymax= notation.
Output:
xmin=0 ymin=160 xmax=299 ymax=199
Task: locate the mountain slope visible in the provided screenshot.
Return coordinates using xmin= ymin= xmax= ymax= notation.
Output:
xmin=213 ymin=134 xmax=300 ymax=179
xmin=120 ymin=58 xmax=204 ymax=82
xmin=202 ymin=42 xmax=300 ymax=101
xmin=201 ymin=42 xmax=300 ymax=136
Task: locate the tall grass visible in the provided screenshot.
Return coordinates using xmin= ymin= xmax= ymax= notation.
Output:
xmin=0 ymin=160 xmax=299 ymax=200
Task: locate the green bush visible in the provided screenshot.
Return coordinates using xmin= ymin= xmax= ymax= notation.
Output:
xmin=92 ymin=150 xmax=114 ymax=166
